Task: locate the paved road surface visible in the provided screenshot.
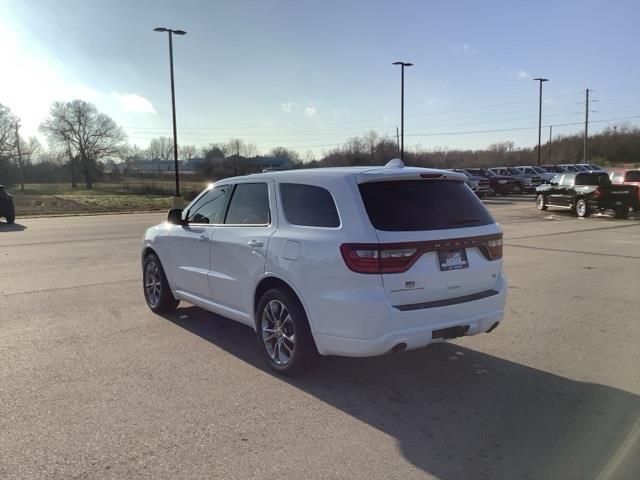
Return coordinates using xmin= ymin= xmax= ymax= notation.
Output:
xmin=1 ymin=201 xmax=639 ymax=479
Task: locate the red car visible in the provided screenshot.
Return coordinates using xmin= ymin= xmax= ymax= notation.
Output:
xmin=609 ymin=169 xmax=640 ymax=211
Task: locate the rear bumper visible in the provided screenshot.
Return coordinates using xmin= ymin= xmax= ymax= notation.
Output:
xmin=588 ymin=199 xmax=635 ymax=209
xmin=313 ymin=273 xmax=508 ymax=357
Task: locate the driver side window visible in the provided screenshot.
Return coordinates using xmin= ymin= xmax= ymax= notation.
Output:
xmin=187 ymin=185 xmax=233 ymax=224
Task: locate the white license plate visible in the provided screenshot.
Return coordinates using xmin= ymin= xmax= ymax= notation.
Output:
xmin=437 ymin=249 xmax=469 ymax=271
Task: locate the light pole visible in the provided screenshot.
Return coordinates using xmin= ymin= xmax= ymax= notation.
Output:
xmin=533 ymin=77 xmax=548 ymax=166
xmin=154 ymin=27 xmax=186 ymax=202
xmin=392 ymin=61 xmax=413 ymax=162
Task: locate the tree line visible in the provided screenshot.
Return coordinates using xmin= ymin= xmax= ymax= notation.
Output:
xmin=1 ymin=99 xmax=639 ymax=190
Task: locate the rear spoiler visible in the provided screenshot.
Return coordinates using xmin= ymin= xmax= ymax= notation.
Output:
xmin=356 ymin=169 xmax=467 ymax=184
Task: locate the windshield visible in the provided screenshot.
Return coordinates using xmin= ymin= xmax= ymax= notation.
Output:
xmin=533 ymin=167 xmax=547 ymax=173
xmin=358 ymin=180 xmax=494 ymax=231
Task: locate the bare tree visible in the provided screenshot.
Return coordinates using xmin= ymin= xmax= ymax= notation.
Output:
xmin=147 ymin=137 xmax=173 ymax=161
xmin=179 ymin=144 xmax=197 ymax=161
xmin=14 ymin=136 xmax=41 ymax=191
xmin=40 ymin=100 xmax=127 ymax=188
xmin=0 ymin=104 xmax=17 ymax=157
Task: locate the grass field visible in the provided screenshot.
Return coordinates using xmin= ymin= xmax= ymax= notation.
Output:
xmin=11 ymin=180 xmax=209 ymax=216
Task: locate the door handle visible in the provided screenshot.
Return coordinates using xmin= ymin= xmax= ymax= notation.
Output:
xmin=198 ymin=234 xmax=208 ymax=242
xmin=248 ymin=240 xmax=263 ymax=248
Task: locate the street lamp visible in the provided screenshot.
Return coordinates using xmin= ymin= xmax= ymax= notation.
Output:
xmin=392 ymin=61 xmax=413 ymax=162
xmin=154 ymin=27 xmax=186 ymax=203
xmin=533 ymin=77 xmax=548 ymax=166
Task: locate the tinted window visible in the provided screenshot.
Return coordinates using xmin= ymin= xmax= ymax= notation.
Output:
xmin=358 ymin=180 xmax=494 ymax=232
xmin=225 ymin=183 xmax=270 ymax=225
xmin=625 ymin=171 xmax=640 ymax=182
xmin=508 ymin=168 xmax=523 ymax=175
xmin=280 ymin=183 xmax=340 ymax=228
xmin=187 ymin=185 xmax=233 ymax=224
xmin=575 ymin=173 xmax=612 ymax=186
xmin=551 ymin=174 xmax=563 ymax=184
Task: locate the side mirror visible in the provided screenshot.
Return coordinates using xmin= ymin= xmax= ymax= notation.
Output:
xmin=167 ymin=208 xmax=184 ymax=225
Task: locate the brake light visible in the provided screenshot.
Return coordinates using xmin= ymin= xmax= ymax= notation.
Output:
xmin=484 ymin=237 xmax=503 ymax=260
xmin=340 ymin=233 xmax=503 ymax=274
xmin=592 ymin=186 xmax=603 ymax=199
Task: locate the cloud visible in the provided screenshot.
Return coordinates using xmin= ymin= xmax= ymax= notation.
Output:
xmin=516 ymin=69 xmax=530 ymax=79
xmin=304 ymin=105 xmax=317 ymax=117
xmin=280 ymin=102 xmax=296 ymax=112
xmin=502 ymin=67 xmax=532 ymax=80
xmin=111 ymin=92 xmax=157 ymax=113
xmin=450 ymin=42 xmax=474 ymax=55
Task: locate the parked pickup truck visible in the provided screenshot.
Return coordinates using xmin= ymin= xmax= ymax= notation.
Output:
xmin=535 ymin=172 xmax=639 ymax=218
xmin=488 ymin=167 xmax=541 ymax=193
xmin=464 ymin=168 xmax=519 ymax=195
xmin=609 ymin=169 xmax=640 ymax=211
xmin=451 ymin=169 xmax=493 ymax=197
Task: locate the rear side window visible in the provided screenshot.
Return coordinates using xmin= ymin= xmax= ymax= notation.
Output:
xmin=559 ymin=175 xmax=574 ymax=186
xmin=225 ymin=183 xmax=270 ymax=225
xmin=625 ymin=171 xmax=640 ymax=182
xmin=575 ymin=173 xmax=611 ymax=186
xmin=280 ymin=183 xmax=340 ymax=228
xmin=358 ymin=180 xmax=494 ymax=232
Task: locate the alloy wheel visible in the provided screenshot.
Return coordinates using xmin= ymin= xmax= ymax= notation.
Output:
xmin=262 ymin=300 xmax=296 ymax=365
xmin=144 ymin=260 xmax=162 ymax=307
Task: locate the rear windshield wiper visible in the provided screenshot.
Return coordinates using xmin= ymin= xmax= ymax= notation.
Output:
xmin=449 ymin=218 xmax=480 ymax=226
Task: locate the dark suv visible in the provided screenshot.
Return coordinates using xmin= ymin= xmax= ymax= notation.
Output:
xmin=0 ymin=185 xmax=15 ymax=224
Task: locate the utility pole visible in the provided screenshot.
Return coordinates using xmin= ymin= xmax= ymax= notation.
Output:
xmin=154 ymin=27 xmax=187 ymax=205
xmin=583 ymin=88 xmax=590 ymax=162
xmin=14 ymin=122 xmax=24 ymax=192
xmin=392 ymin=61 xmax=413 ymax=162
xmin=548 ymin=125 xmax=553 ymax=163
xmin=533 ymin=77 xmax=548 ymax=166
xmin=396 ymin=126 xmax=400 ymax=153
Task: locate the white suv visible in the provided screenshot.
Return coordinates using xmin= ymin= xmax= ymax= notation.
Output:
xmin=141 ymin=160 xmax=507 ymax=375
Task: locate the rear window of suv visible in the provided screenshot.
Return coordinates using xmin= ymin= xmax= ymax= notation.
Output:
xmin=358 ymin=180 xmax=494 ymax=231
xmin=280 ymin=183 xmax=340 ymax=227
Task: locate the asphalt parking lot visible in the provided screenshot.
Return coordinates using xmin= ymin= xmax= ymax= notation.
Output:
xmin=1 ymin=198 xmax=639 ymax=480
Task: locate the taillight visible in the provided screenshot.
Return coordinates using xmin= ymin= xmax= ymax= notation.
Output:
xmin=592 ymin=187 xmax=603 ymax=200
xmin=340 ymin=233 xmax=503 ymax=274
xmin=484 ymin=237 xmax=503 ymax=260
xmin=340 ymin=244 xmax=418 ymax=274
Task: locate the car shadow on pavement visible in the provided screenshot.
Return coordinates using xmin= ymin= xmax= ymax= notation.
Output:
xmin=0 ymin=221 xmax=27 ymax=231
xmin=162 ymin=306 xmax=640 ymax=480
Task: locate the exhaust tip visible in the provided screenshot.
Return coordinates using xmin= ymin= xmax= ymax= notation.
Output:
xmin=486 ymin=321 xmax=500 ymax=334
xmin=390 ymin=343 xmax=407 ymax=354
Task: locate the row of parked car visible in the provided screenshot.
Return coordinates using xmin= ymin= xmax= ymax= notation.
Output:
xmin=451 ymin=163 xmax=606 ymax=196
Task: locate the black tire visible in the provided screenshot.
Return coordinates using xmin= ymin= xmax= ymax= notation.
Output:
xmin=614 ymin=206 xmax=629 ymax=219
xmin=512 ymin=183 xmax=523 ymax=194
xmin=575 ymin=198 xmax=590 ymax=218
xmin=536 ymin=194 xmax=548 ymax=211
xmin=5 ymin=214 xmax=15 ymax=224
xmin=256 ymin=288 xmax=319 ymax=376
xmin=142 ymin=252 xmax=179 ymax=313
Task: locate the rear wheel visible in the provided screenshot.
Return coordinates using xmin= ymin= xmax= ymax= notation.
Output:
xmin=512 ymin=183 xmax=523 ymax=194
xmin=575 ymin=198 xmax=590 ymax=217
xmin=5 ymin=214 xmax=15 ymax=224
xmin=256 ymin=288 xmax=319 ymax=376
xmin=614 ymin=206 xmax=629 ymax=219
xmin=143 ymin=252 xmax=179 ymax=313
xmin=536 ymin=194 xmax=547 ymax=210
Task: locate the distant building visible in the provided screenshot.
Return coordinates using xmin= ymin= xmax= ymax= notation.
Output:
xmin=254 ymin=156 xmax=292 ymax=171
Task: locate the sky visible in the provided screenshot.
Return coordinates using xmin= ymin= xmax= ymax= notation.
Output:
xmin=1 ymin=0 xmax=639 ymax=157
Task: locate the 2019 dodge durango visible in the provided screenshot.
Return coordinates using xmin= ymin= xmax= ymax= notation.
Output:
xmin=141 ymin=160 xmax=508 ymax=375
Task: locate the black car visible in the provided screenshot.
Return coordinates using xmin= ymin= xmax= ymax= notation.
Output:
xmin=464 ymin=168 xmax=519 ymax=195
xmin=535 ymin=172 xmax=639 ymax=218
xmin=0 ymin=185 xmax=15 ymax=224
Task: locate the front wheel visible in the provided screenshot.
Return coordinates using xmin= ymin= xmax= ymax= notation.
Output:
xmin=256 ymin=288 xmax=319 ymax=376
xmin=575 ymin=198 xmax=590 ymax=217
xmin=5 ymin=214 xmax=15 ymax=224
xmin=614 ymin=206 xmax=629 ymax=219
xmin=536 ymin=194 xmax=548 ymax=211
xmin=143 ymin=252 xmax=179 ymax=313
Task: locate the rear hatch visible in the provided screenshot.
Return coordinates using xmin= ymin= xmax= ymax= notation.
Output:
xmin=346 ymin=170 xmax=503 ymax=308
